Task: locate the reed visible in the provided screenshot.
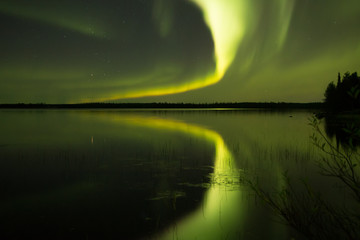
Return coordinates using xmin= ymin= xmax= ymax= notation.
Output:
xmin=248 ymin=117 xmax=360 ymax=240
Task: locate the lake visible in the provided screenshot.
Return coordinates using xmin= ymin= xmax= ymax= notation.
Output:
xmin=0 ymin=109 xmax=352 ymax=239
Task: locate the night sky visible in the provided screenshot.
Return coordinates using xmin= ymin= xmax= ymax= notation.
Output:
xmin=0 ymin=0 xmax=359 ymax=103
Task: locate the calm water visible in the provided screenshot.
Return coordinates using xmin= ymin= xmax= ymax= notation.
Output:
xmin=0 ymin=109 xmax=345 ymax=239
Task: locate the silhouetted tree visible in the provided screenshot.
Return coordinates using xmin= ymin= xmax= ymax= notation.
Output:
xmin=324 ymin=72 xmax=360 ymax=111
xmin=324 ymin=82 xmax=337 ymax=108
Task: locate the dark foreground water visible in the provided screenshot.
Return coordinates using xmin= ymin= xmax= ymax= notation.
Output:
xmin=0 ymin=109 xmax=351 ymax=239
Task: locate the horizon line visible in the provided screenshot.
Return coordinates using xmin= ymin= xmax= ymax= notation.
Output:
xmin=0 ymin=102 xmax=324 ymax=109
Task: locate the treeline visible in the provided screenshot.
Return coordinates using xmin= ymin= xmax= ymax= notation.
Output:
xmin=0 ymin=102 xmax=323 ymax=109
xmin=324 ymin=72 xmax=360 ymax=111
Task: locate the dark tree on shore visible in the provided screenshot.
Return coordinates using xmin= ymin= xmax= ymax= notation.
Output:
xmin=324 ymin=72 xmax=360 ymax=111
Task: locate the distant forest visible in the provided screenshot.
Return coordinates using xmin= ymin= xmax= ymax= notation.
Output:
xmin=0 ymin=102 xmax=323 ymax=109
xmin=324 ymin=71 xmax=360 ymax=111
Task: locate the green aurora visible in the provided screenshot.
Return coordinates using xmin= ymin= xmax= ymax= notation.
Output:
xmin=0 ymin=0 xmax=359 ymax=103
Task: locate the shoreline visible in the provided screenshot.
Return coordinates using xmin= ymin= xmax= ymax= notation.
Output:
xmin=0 ymin=102 xmax=324 ymax=110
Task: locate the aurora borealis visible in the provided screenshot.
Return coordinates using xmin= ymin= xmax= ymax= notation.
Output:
xmin=0 ymin=0 xmax=359 ymax=103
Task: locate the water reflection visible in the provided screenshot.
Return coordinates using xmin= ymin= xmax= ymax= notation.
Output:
xmin=0 ymin=110 xmax=307 ymax=239
xmin=322 ymin=114 xmax=360 ymax=148
xmin=96 ymin=113 xmax=244 ymax=239
xmin=0 ymin=110 xmax=222 ymax=239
